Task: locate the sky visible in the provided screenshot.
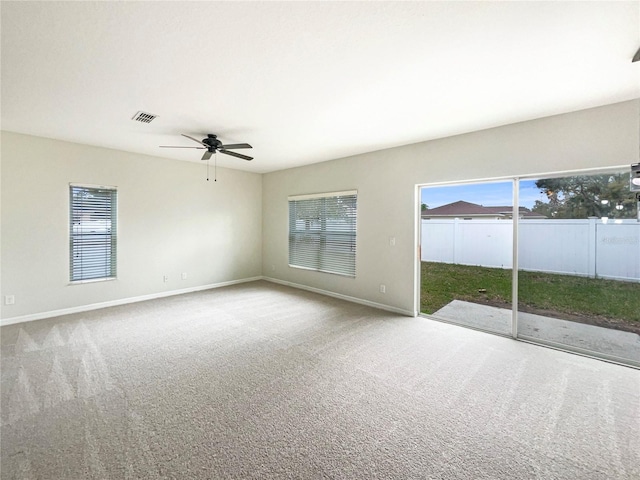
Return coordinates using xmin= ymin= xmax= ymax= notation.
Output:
xmin=420 ymin=179 xmax=549 ymax=209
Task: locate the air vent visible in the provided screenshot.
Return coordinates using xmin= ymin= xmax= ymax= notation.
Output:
xmin=131 ymin=111 xmax=157 ymax=123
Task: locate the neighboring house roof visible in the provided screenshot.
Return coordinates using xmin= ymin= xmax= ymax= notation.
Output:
xmin=482 ymin=206 xmax=547 ymax=218
xmin=423 ymin=200 xmax=492 ymax=216
xmin=421 ymin=200 xmax=546 ymax=218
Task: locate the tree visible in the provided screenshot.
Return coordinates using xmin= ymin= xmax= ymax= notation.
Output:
xmin=421 ymin=203 xmax=428 ymax=211
xmin=532 ymin=174 xmax=636 ymax=219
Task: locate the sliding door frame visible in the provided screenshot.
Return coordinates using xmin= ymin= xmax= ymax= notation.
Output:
xmin=416 ymin=165 xmax=638 ymax=368
xmin=512 ymin=178 xmax=519 ymax=339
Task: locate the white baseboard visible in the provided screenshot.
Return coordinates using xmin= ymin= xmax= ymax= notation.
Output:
xmin=1 ymin=276 xmax=415 ymax=327
xmin=263 ymin=276 xmax=415 ymax=317
xmin=0 ymin=277 xmax=263 ymax=327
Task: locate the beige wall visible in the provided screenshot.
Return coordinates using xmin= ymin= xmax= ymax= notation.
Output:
xmin=262 ymin=100 xmax=640 ymax=315
xmin=1 ymin=132 xmax=263 ymax=320
xmin=2 ymin=100 xmax=638 ymax=321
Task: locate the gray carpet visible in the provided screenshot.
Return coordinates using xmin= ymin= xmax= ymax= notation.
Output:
xmin=1 ymin=280 xmax=639 ymax=479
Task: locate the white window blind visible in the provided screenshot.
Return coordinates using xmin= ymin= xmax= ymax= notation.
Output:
xmin=70 ymin=184 xmax=117 ymax=282
xmin=288 ymin=190 xmax=357 ymax=277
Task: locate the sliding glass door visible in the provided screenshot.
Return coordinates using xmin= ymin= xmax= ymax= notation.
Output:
xmin=420 ymin=181 xmax=513 ymax=336
xmin=420 ymin=169 xmax=639 ymax=367
xmin=517 ymin=171 xmax=640 ymax=365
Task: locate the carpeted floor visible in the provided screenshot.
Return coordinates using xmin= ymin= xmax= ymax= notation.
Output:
xmin=1 ymin=280 xmax=639 ymax=479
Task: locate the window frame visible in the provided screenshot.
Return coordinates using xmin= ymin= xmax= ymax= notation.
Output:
xmin=288 ymin=190 xmax=357 ymax=278
xmin=69 ymin=183 xmax=118 ymax=284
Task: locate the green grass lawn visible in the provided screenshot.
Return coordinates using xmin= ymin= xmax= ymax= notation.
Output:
xmin=421 ymin=262 xmax=640 ymax=325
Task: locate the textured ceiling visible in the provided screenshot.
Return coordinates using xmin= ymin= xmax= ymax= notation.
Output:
xmin=2 ymin=1 xmax=639 ymax=173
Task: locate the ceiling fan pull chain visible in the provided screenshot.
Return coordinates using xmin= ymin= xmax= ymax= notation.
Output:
xmin=215 ymin=152 xmax=218 ymax=182
xmin=206 ymin=158 xmax=210 ymax=181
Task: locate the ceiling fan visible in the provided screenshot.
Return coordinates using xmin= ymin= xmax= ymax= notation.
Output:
xmin=160 ymin=134 xmax=253 ymax=161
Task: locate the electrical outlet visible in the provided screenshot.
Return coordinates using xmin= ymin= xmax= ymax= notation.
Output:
xmin=389 ymin=237 xmax=396 ymax=247
xmin=4 ymin=295 xmax=15 ymax=305
xmin=163 ymin=275 xmax=169 ymax=283
xmin=271 ymin=264 xmax=275 ymax=272
xmin=181 ymin=272 xmax=187 ymax=280
xmin=379 ymin=284 xmax=386 ymax=294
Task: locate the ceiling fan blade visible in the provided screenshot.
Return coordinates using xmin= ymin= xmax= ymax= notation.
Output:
xmin=220 ymin=149 xmax=253 ymax=161
xmin=201 ymin=150 xmax=213 ymax=161
xmin=220 ymin=143 xmax=252 ymax=150
xmin=181 ymin=134 xmax=208 ymax=147
xmin=159 ymin=145 xmax=206 ymax=149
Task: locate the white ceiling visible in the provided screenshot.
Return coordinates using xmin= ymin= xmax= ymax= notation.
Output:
xmin=2 ymin=1 xmax=639 ymax=174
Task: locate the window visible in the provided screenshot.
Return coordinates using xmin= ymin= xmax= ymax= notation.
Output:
xmin=288 ymin=190 xmax=357 ymax=277
xmin=69 ymin=184 xmax=117 ymax=282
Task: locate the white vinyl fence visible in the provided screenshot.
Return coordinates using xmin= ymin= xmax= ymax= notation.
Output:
xmin=421 ymin=218 xmax=640 ymax=282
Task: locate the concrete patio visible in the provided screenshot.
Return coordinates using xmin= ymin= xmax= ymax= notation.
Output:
xmin=432 ymin=300 xmax=640 ymax=364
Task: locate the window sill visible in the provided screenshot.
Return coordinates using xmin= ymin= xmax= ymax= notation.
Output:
xmin=69 ymin=277 xmax=117 ymax=286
